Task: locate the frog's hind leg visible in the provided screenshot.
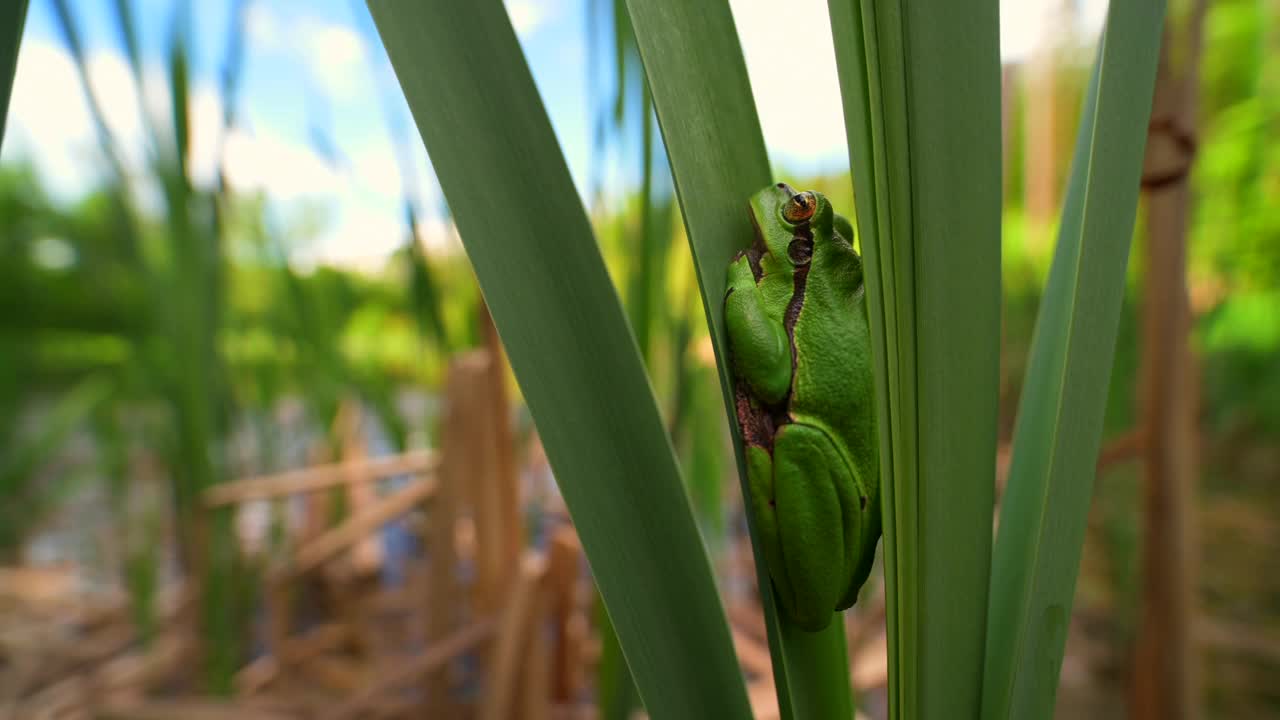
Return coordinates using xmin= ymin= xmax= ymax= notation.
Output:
xmin=771 ymin=422 xmax=864 ymax=630
xmin=744 ymin=442 xmax=800 ymax=625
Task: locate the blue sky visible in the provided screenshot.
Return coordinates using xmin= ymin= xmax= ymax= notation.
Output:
xmin=1 ymin=0 xmax=1105 ymax=269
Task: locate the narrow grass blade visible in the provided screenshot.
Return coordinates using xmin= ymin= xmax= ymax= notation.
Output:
xmin=626 ymin=84 xmax=660 ymax=363
xmin=623 ymin=1 xmax=853 ymax=717
xmin=0 ymin=0 xmax=28 ymax=147
xmin=405 ymin=207 xmax=448 ymax=347
xmin=109 ymin=0 xmax=159 ymax=146
xmin=346 ymin=2 xmax=449 ymax=350
xmin=982 ymin=3 xmax=1167 ymax=718
xmin=50 ymin=0 xmax=129 ymax=178
xmin=367 ymin=3 xmax=751 ymax=717
xmin=49 ymin=0 xmax=143 ymax=265
xmin=829 ymin=0 xmax=1003 ymax=716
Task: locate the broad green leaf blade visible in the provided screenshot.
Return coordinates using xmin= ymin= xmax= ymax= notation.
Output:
xmin=624 ymin=2 xmax=854 ymax=718
xmin=982 ymin=3 xmax=1167 ymax=719
xmin=0 ymin=0 xmax=28 ymax=147
xmin=825 ymin=1 xmax=903 ymax=709
xmin=830 ymin=0 xmax=1003 ymax=717
xmin=367 ymin=3 xmax=751 ymax=718
xmin=899 ymin=0 xmax=1002 ymax=716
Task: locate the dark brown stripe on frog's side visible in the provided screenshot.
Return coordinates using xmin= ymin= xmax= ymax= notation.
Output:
xmin=783 ymin=225 xmax=813 ymax=342
xmin=734 ymin=379 xmax=775 ymax=452
xmin=778 ymin=223 xmax=813 ymax=425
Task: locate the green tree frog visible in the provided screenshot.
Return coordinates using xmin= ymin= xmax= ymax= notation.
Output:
xmin=724 ymin=183 xmax=881 ymax=632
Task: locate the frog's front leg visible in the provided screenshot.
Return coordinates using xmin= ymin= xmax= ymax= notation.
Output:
xmin=761 ymin=422 xmax=867 ymax=631
xmin=724 ymin=253 xmax=792 ymax=405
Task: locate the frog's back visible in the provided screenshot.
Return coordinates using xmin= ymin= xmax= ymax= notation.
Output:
xmin=788 ymin=239 xmax=878 ymax=486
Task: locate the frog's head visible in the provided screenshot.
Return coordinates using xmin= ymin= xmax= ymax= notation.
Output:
xmin=749 ymin=183 xmax=839 ymax=268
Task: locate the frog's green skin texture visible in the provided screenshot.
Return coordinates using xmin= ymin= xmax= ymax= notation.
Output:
xmin=725 ymin=183 xmax=881 ymax=632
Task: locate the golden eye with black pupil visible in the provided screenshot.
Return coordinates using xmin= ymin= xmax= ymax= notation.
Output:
xmin=782 ymin=192 xmax=816 ymax=223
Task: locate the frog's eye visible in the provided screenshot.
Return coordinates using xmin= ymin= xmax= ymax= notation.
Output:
xmin=782 ymin=192 xmax=817 ymax=224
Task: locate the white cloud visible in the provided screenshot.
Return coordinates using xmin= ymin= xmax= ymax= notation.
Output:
xmin=186 ymin=84 xmax=227 ymax=187
xmin=729 ymin=0 xmax=849 ymax=167
xmin=0 ymin=39 xmax=337 ymax=204
xmin=727 ymin=0 xmax=1110 ymax=169
xmin=1078 ymin=0 xmax=1109 ymax=41
xmin=299 ymin=20 xmax=366 ymax=98
xmin=244 ymin=3 xmax=282 ymax=50
xmin=222 ymin=127 xmax=343 ymax=199
xmin=0 ymin=34 xmax=461 ymax=275
xmin=1001 ymin=0 xmax=1050 ymax=63
xmin=84 ymin=50 xmax=147 ymax=159
xmin=1000 ymin=0 xmax=1109 ymax=63
xmin=349 ymin=145 xmax=441 ymax=203
xmin=240 ymin=5 xmax=368 ymax=99
xmin=1 ymin=40 xmax=222 ymax=196
xmin=505 ymin=0 xmax=551 ymax=37
xmin=414 ymin=214 xmax=459 ymax=255
xmin=2 ymin=41 xmax=108 ymax=194
xmin=299 ymin=202 xmax=459 ymax=272
xmin=348 ymin=143 xmax=409 ymax=201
